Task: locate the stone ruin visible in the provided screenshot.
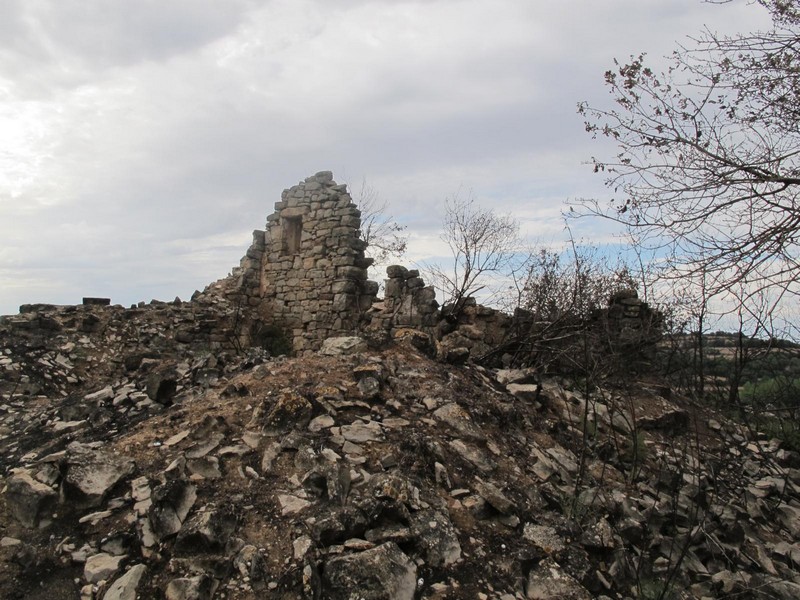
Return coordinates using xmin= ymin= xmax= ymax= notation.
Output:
xmin=601 ymin=288 xmax=662 ymax=350
xmin=227 ymin=171 xmax=438 ymax=353
xmin=0 ymin=170 xmax=662 ymax=364
xmin=217 ymin=171 xmax=661 ymax=360
xmin=368 ymin=265 xmax=439 ymax=331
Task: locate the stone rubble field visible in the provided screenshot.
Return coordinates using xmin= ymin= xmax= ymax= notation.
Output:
xmin=1 ymin=301 xmax=800 ymax=600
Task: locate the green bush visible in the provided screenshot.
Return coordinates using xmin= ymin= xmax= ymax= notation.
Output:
xmin=740 ymin=376 xmax=800 ymax=409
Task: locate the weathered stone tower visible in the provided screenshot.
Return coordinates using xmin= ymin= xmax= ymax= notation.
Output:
xmin=233 ymin=172 xmax=379 ymax=352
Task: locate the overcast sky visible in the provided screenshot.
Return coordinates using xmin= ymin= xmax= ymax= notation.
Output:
xmin=0 ymin=0 xmax=772 ymax=314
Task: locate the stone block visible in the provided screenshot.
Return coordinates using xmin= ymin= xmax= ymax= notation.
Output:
xmin=363 ymin=280 xmax=379 ymax=296
xmin=385 ymin=279 xmax=403 ymax=298
xmin=6 ymin=471 xmax=58 ymax=527
xmin=355 ymin=257 xmax=374 ymax=269
xmin=251 ymin=230 xmax=266 ymax=246
xmin=340 ymin=215 xmax=361 ymax=228
xmin=337 ymin=266 xmax=367 ymax=280
xmin=240 ymin=257 xmax=260 ymax=271
xmin=387 ymin=265 xmax=409 ymax=279
xmin=332 ymin=280 xmax=357 ymax=294
xmin=281 ymin=206 xmax=308 ymax=218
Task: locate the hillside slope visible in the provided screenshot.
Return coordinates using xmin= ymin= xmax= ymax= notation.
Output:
xmin=1 ymin=301 xmax=800 ymax=599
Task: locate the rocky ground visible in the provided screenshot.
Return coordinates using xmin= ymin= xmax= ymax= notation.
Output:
xmin=1 ymin=301 xmax=800 ymax=599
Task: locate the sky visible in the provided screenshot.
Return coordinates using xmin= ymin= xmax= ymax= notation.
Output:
xmin=0 ymin=0 xmax=774 ymax=315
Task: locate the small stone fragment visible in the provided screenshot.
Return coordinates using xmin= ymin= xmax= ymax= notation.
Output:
xmin=103 ymin=564 xmax=147 ymax=600
xmin=309 ymin=414 xmax=335 ymax=432
xmin=474 ymin=478 xmax=515 ymax=515
xmin=84 ymin=552 xmax=124 ymax=584
xmin=165 ymin=574 xmax=215 ymax=600
xmin=278 ymin=494 xmax=311 ymax=516
xmin=526 ymin=557 xmax=591 ymax=599
xmin=320 ymin=337 xmax=367 ymax=356
xmin=294 ymin=535 xmax=313 ymax=560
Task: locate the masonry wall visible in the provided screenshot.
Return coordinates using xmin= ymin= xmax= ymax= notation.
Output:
xmin=600 ymin=288 xmax=662 ymax=353
xmin=234 ymin=172 xmax=378 ymax=353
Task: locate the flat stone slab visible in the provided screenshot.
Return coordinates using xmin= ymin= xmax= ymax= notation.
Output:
xmin=62 ymin=442 xmax=135 ymax=508
xmin=279 ymin=494 xmax=311 ymax=516
xmin=320 ymin=337 xmax=367 ymax=356
xmin=84 ymin=552 xmax=124 ymax=584
xmin=341 ymin=421 xmax=383 ymax=443
xmin=103 ymin=564 xmax=147 ymax=600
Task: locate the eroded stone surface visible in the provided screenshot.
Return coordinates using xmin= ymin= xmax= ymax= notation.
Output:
xmin=5 ymin=471 xmax=57 ymax=527
xmin=84 ymin=552 xmax=124 ymax=584
xmin=526 ymin=557 xmax=591 ymax=599
xmin=61 ymin=442 xmax=135 ymax=508
xmin=103 ymin=564 xmax=147 ymax=600
xmin=148 ymin=481 xmax=197 ymax=540
xmin=322 ymin=542 xmax=417 ymax=600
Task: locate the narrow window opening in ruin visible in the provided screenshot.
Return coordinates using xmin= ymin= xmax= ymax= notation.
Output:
xmin=282 ymin=217 xmax=302 ymax=255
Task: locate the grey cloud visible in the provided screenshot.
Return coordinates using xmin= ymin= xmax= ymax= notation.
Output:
xmin=0 ymin=0 xmax=775 ymax=314
xmin=0 ymin=0 xmax=262 ymax=98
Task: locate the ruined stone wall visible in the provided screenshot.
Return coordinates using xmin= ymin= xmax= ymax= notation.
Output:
xmin=232 ymin=172 xmax=378 ymax=353
xmin=600 ymin=289 xmax=662 ymax=352
xmin=367 ymin=265 xmax=439 ymax=332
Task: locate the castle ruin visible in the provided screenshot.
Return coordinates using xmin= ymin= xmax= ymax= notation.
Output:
xmin=228 ymin=171 xmax=437 ymax=353
xmin=217 ymin=171 xmax=657 ymax=360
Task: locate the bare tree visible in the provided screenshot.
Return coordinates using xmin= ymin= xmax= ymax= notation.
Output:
xmin=426 ymin=192 xmax=519 ymax=317
xmin=577 ymin=0 xmax=800 ymax=314
xmin=521 ymin=245 xmax=636 ymax=323
xmin=353 ymin=179 xmax=408 ymax=268
xmin=489 ymin=242 xmax=641 ymax=371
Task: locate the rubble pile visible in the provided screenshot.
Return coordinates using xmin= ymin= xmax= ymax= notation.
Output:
xmin=1 ymin=304 xmax=800 ymax=599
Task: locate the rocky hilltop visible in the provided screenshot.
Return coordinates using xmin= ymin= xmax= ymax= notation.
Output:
xmin=1 ymin=174 xmax=799 ymax=600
